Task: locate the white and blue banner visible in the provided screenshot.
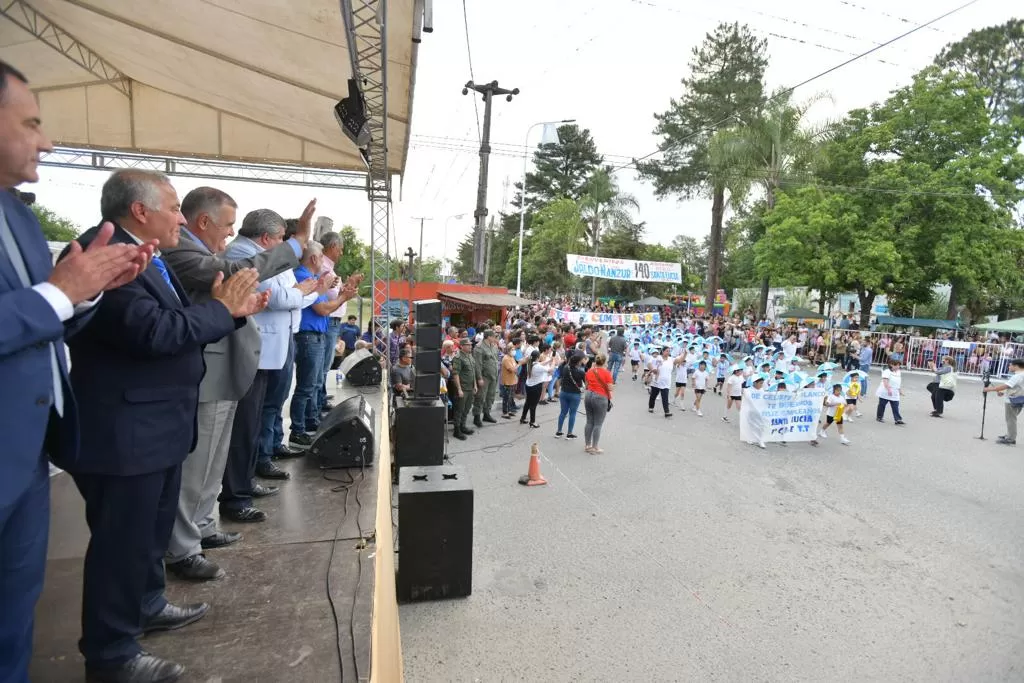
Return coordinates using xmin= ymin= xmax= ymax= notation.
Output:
xmin=566 ymin=253 xmax=682 ymax=284
xmin=740 ymin=389 xmax=826 ymax=443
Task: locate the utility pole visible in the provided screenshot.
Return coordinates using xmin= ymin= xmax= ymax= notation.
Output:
xmin=483 ymin=215 xmax=495 ymax=286
xmin=411 ymin=216 xmax=431 ymax=280
xmin=463 ymin=79 xmax=518 ymax=284
xmin=404 ymin=247 xmax=416 ymax=324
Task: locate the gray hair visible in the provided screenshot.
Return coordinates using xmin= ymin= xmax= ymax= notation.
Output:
xmin=320 ymin=231 xmax=343 ymax=250
xmin=100 ymin=170 xmax=170 ymax=221
xmin=302 ymin=240 xmax=323 ymax=260
xmin=181 ymin=186 xmax=237 ymax=224
xmin=238 ymin=208 xmax=286 ymax=240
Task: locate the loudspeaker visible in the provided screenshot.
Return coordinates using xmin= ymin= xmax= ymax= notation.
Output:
xmin=413 ymin=349 xmax=440 ymax=374
xmin=397 ymin=465 xmax=473 ymax=602
xmin=310 ymin=395 xmax=376 ymax=468
xmin=414 ymin=299 xmax=442 ymax=326
xmin=413 ymin=324 xmax=442 ymax=351
xmin=340 ymin=348 xmax=382 ymax=387
xmin=393 ymin=397 xmax=445 ymax=469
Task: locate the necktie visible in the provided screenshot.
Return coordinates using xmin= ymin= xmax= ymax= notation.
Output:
xmin=150 ymin=256 xmax=175 ymax=292
xmin=0 ymin=206 xmax=64 ymax=416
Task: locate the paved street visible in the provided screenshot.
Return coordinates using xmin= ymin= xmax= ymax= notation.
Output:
xmin=400 ymin=370 xmax=1024 ymax=682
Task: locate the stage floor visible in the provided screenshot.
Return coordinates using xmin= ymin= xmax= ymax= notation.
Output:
xmin=400 ymin=371 xmax=1024 ymax=682
xmin=31 ymin=382 xmax=382 ymax=683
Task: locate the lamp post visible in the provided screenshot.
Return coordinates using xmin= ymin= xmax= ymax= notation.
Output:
xmin=515 ymin=118 xmax=575 ymax=297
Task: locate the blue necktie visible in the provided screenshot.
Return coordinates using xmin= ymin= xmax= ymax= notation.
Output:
xmin=151 ymin=256 xmax=177 ymax=295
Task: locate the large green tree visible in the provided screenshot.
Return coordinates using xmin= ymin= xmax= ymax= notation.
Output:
xmin=934 ymin=19 xmax=1024 ymax=124
xmin=522 ymin=124 xmax=603 ymax=210
xmin=335 ymin=225 xmax=366 ymax=279
xmin=516 ymin=198 xmax=587 ymax=295
xmin=579 ymin=168 xmax=640 ymax=299
xmin=637 ymin=22 xmax=767 ymax=313
xmin=711 ymin=89 xmax=835 ymax=316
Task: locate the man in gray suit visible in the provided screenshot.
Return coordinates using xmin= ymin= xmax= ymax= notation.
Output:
xmin=160 ymin=188 xmax=315 ymax=580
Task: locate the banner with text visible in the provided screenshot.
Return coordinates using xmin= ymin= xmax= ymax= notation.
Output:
xmin=547 ymin=308 xmax=661 ymax=327
xmin=740 ymin=389 xmax=826 ymax=443
xmin=566 ymin=253 xmax=683 ymax=284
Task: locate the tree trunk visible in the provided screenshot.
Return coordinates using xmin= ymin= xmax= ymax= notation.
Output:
xmin=858 ymin=290 xmax=875 ymax=328
xmin=945 ymin=281 xmax=958 ymax=320
xmin=705 ymin=185 xmax=725 ymax=314
xmin=757 ymin=187 xmax=777 ymax=319
xmin=817 ymin=289 xmax=827 ymax=315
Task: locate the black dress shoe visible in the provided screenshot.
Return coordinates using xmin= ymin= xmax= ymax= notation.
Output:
xmin=249 ymin=482 xmax=280 ymax=498
xmin=166 ymin=554 xmax=224 ymax=582
xmin=200 ymin=531 xmax=242 ymax=550
xmin=255 ymin=461 xmax=290 ymax=480
xmin=220 ymin=506 xmax=267 ymax=523
xmin=86 ymin=653 xmax=184 ymax=683
xmin=289 ymin=432 xmax=314 ymax=448
xmin=143 ymin=602 xmax=209 ymax=634
xmin=272 ymin=444 xmax=305 ymax=460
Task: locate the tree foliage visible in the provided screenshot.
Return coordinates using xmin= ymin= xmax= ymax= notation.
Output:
xmin=517 ymin=199 xmax=587 ymax=295
xmin=934 ymin=19 xmax=1024 ymax=124
xmin=523 ymin=124 xmax=603 ymax=210
xmin=32 ymin=205 xmax=79 ymax=242
xmin=638 ymin=21 xmax=767 ymax=309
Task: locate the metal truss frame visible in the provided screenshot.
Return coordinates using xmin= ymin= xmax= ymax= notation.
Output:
xmin=0 ymin=0 xmax=130 ymax=98
xmin=39 ymin=147 xmax=370 ymax=190
xmin=342 ymin=0 xmax=391 ymax=362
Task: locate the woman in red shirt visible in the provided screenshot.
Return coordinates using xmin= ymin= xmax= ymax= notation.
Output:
xmin=583 ymin=354 xmax=614 ymax=453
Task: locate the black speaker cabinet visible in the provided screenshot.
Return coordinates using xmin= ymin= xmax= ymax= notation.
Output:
xmin=414 ymin=323 xmax=442 ymax=351
xmin=310 ymin=395 xmax=376 ymax=468
xmin=393 ymin=397 xmax=445 ymax=469
xmin=397 ymin=465 xmax=473 ymax=602
xmin=414 ymin=298 xmax=442 ymax=326
xmin=339 ymin=348 xmax=382 ymax=387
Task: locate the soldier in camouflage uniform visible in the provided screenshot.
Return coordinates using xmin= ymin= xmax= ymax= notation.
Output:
xmin=451 ymin=337 xmax=477 ymax=439
xmin=472 ymin=329 xmax=499 ymax=426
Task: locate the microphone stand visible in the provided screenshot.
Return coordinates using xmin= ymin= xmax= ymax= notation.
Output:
xmin=978 ymin=371 xmax=991 ymax=440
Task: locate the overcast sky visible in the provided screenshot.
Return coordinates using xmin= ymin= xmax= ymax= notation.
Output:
xmin=31 ymin=0 xmax=1017 ymax=269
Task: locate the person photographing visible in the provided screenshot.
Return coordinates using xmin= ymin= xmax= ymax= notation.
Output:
xmin=927 ymin=356 xmax=957 ymax=417
xmin=982 ymin=358 xmax=1024 ymax=446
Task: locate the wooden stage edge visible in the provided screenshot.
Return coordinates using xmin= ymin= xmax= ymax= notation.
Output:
xmin=371 ymin=377 xmax=404 ymax=682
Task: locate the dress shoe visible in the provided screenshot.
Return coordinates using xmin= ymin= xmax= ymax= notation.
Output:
xmin=482 ymin=414 xmax=498 ymax=423
xmin=143 ymin=602 xmax=209 ymax=634
xmin=200 ymin=531 xmax=242 ymax=550
xmin=86 ymin=652 xmax=184 ymax=683
xmin=220 ymin=506 xmax=267 ymax=523
xmin=256 ymin=461 xmax=290 ymax=480
xmin=249 ymin=482 xmax=280 ymax=498
xmin=166 ymin=554 xmax=224 ymax=582
xmin=272 ymin=444 xmax=305 ymax=460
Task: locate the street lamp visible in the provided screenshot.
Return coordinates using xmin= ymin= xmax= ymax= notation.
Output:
xmin=515 ymin=118 xmax=575 ymax=297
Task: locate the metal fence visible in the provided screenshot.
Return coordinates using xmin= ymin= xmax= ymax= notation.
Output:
xmin=822 ymin=331 xmax=1024 ymax=379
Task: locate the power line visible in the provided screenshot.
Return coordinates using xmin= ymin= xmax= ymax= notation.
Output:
xmin=461 ymin=0 xmax=481 ymax=143
xmin=835 ymin=0 xmax=958 ymax=37
xmin=615 ymin=0 xmax=982 ymax=174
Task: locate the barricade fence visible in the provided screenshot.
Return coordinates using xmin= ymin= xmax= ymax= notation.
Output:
xmin=820 ymin=332 xmax=1024 ymax=379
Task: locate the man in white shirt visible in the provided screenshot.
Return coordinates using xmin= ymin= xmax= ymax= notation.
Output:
xmin=983 ymin=358 xmax=1024 ymax=446
xmin=317 ymin=231 xmax=360 ymax=415
xmin=647 ymin=347 xmax=676 ymax=417
xmin=781 ymin=334 xmax=799 ymax=360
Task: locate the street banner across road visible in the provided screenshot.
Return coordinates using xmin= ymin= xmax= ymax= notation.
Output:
xmin=740 ymin=389 xmax=826 ymax=443
xmin=566 ymin=253 xmax=682 ymax=284
xmin=547 ymin=308 xmax=661 ymax=326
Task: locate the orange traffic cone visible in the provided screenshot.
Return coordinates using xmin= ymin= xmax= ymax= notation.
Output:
xmin=518 ymin=443 xmax=547 ymax=487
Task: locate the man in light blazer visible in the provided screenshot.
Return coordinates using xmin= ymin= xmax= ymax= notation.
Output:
xmin=160 ymin=190 xmax=315 ymax=579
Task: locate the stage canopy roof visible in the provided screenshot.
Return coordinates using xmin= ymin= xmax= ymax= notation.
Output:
xmin=438 ymin=291 xmax=539 ymax=308
xmin=876 ymin=316 xmax=961 ymax=330
xmin=974 ymin=317 xmax=1024 ymax=333
xmin=0 ymin=0 xmax=417 ymax=174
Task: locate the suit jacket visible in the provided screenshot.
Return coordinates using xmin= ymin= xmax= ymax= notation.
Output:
xmin=224 ymin=236 xmax=316 ymax=371
xmin=160 ymin=230 xmax=299 ymax=401
xmin=0 ymin=191 xmax=89 ymax=506
xmin=59 ymin=223 xmax=243 ymax=477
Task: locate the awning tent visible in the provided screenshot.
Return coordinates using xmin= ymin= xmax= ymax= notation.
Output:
xmin=974 ymin=317 xmax=1024 ymax=333
xmin=632 ymin=296 xmax=670 ymax=307
xmin=0 ymin=0 xmax=417 ymax=174
xmin=876 ymin=316 xmax=960 ymax=330
xmin=438 ymin=291 xmax=538 ymax=308
xmin=779 ymin=307 xmax=826 ymax=321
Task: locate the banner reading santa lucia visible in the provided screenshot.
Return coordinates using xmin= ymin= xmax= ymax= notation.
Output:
xmin=566 ymin=253 xmax=682 ymax=284
xmin=740 ymin=389 xmax=827 ymax=443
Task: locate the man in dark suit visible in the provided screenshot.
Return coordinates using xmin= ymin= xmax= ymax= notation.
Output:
xmin=160 ymin=188 xmax=314 ymax=580
xmin=0 ymin=62 xmax=154 ymax=683
xmin=62 ymin=168 xmax=267 ymax=683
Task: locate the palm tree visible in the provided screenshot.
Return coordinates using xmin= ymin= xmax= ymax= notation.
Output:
xmin=711 ymin=90 xmax=835 ymax=317
xmin=579 ymin=168 xmax=639 ymax=300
